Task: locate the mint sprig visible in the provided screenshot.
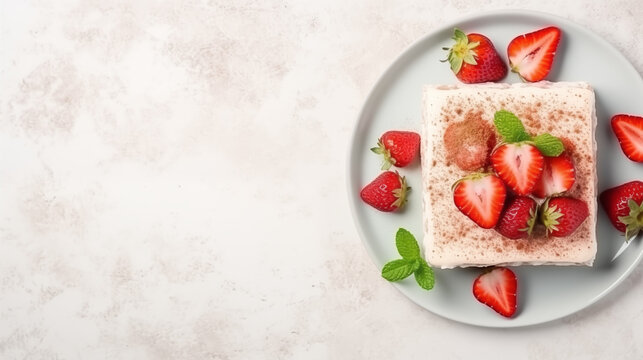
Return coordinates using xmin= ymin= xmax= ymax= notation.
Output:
xmin=494 ymin=110 xmax=530 ymax=143
xmin=381 ymin=228 xmax=435 ymax=291
xmin=531 ymin=133 xmax=564 ymax=156
xmin=493 ymin=110 xmax=564 ymax=157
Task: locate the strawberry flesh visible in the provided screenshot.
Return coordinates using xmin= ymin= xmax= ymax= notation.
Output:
xmin=507 ymin=26 xmax=561 ymax=82
xmin=453 ymin=173 xmax=507 ymax=229
xmin=473 ymin=267 xmax=517 ymax=318
xmin=532 ymin=153 xmax=575 ymax=198
xmin=491 ymin=143 xmax=544 ymax=196
xmin=611 ymin=114 xmax=643 ymax=162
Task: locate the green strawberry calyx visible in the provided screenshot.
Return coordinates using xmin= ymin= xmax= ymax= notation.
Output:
xmin=618 ymin=199 xmax=643 ymax=242
xmin=540 ymin=198 xmax=563 ymax=236
xmin=371 ymin=139 xmax=396 ymax=170
xmin=391 ymin=173 xmax=410 ymax=209
xmin=441 ymin=28 xmax=479 ymax=75
xmin=519 ymin=205 xmax=539 ymax=236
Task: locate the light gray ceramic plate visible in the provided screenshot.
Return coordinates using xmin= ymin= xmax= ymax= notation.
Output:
xmin=347 ymin=10 xmax=643 ymax=327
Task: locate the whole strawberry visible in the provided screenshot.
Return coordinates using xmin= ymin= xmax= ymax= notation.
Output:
xmin=496 ymin=196 xmax=538 ymax=239
xmin=371 ymin=131 xmax=420 ymax=170
xmin=611 ymin=115 xmax=643 ymax=162
xmin=360 ymin=171 xmax=410 ymax=212
xmin=600 ymin=180 xmax=643 ymax=241
xmin=443 ymin=28 xmax=507 ymax=84
xmin=540 ymin=197 xmax=589 ymax=237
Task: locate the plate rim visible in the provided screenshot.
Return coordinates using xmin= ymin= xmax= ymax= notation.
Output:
xmin=346 ymin=8 xmax=643 ymax=328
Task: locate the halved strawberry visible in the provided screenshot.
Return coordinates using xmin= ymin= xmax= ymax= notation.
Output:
xmin=491 ymin=143 xmax=544 ymax=196
xmin=453 ymin=173 xmax=507 ymax=229
xmin=473 ymin=267 xmax=517 ymax=318
xmin=611 ymin=114 xmax=643 ymax=162
xmin=507 ymin=26 xmax=561 ymax=82
xmin=532 ymin=152 xmax=575 ymax=198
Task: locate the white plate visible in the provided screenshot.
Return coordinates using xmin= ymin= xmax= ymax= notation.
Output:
xmin=347 ymin=10 xmax=643 ymax=327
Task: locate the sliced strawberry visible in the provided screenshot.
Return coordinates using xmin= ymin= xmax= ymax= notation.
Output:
xmin=496 ymin=196 xmax=538 ymax=239
xmin=491 ymin=143 xmax=544 ymax=196
xmin=473 ymin=267 xmax=517 ymax=318
xmin=540 ymin=197 xmax=589 ymax=237
xmin=507 ymin=26 xmax=561 ymax=82
xmin=532 ymin=153 xmax=575 ymax=198
xmin=611 ymin=114 xmax=643 ymax=162
xmin=453 ymin=173 xmax=507 ymax=229
xmin=360 ymin=171 xmax=409 ymax=212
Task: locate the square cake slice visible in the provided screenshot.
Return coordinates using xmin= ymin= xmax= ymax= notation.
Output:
xmin=421 ymin=82 xmax=597 ymax=268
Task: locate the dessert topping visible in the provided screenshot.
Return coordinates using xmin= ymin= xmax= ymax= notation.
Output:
xmin=532 ymin=152 xmax=576 ymax=198
xmin=540 ymin=197 xmax=589 ymax=237
xmin=496 ymin=196 xmax=538 ymax=239
xmin=452 ymin=173 xmax=507 ymax=229
xmin=491 ymin=142 xmax=544 ymax=196
xmin=443 ymin=113 xmax=496 ymax=171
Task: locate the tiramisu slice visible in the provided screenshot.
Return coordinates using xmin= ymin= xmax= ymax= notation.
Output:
xmin=421 ymin=82 xmax=597 ymax=268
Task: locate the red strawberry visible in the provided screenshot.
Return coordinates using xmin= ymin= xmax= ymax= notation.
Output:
xmin=532 ymin=153 xmax=575 ymax=198
xmin=473 ymin=267 xmax=517 ymax=318
xmin=540 ymin=197 xmax=589 ymax=237
xmin=611 ymin=115 xmax=643 ymax=162
xmin=496 ymin=196 xmax=538 ymax=239
xmin=371 ymin=131 xmax=421 ymax=170
xmin=491 ymin=143 xmax=544 ymax=195
xmin=360 ymin=171 xmax=410 ymax=212
xmin=443 ymin=28 xmax=507 ymax=84
xmin=600 ymin=181 xmax=643 ymax=241
xmin=453 ymin=173 xmax=507 ymax=229
xmin=443 ymin=114 xmax=496 ymax=171
xmin=507 ymin=26 xmax=561 ymax=82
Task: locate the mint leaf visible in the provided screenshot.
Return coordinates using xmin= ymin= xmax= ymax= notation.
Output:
xmin=395 ymin=228 xmax=421 ymax=259
xmin=532 ymin=133 xmax=564 ymax=157
xmin=414 ymin=260 xmax=435 ymax=290
xmin=494 ymin=110 xmax=530 ymax=143
xmin=381 ymin=259 xmax=419 ymax=281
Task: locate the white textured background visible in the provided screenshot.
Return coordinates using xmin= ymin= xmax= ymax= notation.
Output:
xmin=1 ymin=0 xmax=642 ymax=359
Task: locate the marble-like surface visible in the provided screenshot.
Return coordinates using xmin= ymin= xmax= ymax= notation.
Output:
xmin=1 ymin=0 xmax=642 ymax=358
